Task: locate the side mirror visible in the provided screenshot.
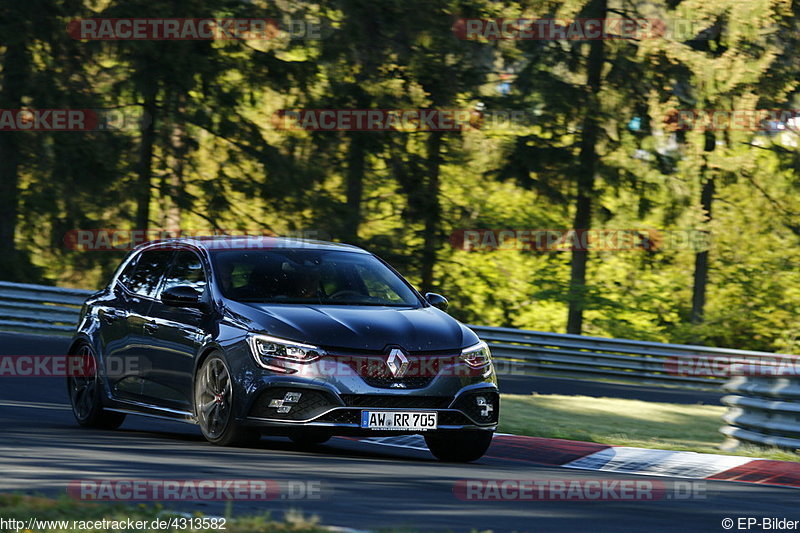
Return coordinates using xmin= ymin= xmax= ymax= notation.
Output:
xmin=162 ymin=285 xmax=204 ymax=308
xmin=425 ymin=292 xmax=448 ymax=311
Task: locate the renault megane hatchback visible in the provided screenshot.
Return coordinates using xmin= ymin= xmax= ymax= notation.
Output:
xmin=68 ymin=237 xmax=499 ymax=461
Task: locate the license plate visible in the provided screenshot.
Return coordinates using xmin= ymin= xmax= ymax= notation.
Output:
xmin=360 ymin=411 xmax=438 ymax=431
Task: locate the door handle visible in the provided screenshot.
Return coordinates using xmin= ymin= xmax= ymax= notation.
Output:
xmin=143 ymin=322 xmax=158 ymax=334
xmin=102 ymin=309 xmax=126 ymax=323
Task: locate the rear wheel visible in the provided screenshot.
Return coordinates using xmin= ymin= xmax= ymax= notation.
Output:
xmin=424 ymin=430 xmax=494 ymax=462
xmin=195 ymin=354 xmax=259 ymax=447
xmin=66 ymin=343 xmax=126 ymax=429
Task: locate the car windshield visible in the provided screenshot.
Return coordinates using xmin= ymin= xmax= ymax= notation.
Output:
xmin=210 ymin=249 xmax=421 ymax=307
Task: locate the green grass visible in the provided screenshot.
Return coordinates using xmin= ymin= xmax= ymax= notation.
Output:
xmin=0 ymin=494 xmax=329 ymax=533
xmin=498 ymin=393 xmax=800 ymax=462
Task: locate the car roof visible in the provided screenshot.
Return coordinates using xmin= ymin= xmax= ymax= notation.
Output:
xmin=136 ymin=236 xmax=370 ymax=254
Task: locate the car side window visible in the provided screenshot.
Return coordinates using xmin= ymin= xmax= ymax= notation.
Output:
xmin=126 ymin=250 xmax=174 ymax=298
xmin=161 ymin=250 xmax=207 ymax=297
xmin=116 ymin=254 xmax=139 ymax=289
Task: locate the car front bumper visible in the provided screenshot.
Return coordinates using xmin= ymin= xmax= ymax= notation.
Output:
xmin=241 ymin=382 xmax=499 ymax=434
xmin=227 ymin=342 xmax=500 ymax=434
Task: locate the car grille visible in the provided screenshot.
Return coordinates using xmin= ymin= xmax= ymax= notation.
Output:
xmin=330 ymin=352 xmax=460 ymax=389
xmin=361 ymin=376 xmax=435 ymax=389
xmin=249 ymin=387 xmax=340 ymax=421
xmin=315 ymin=409 xmax=361 ymax=424
xmin=437 ymin=411 xmax=474 ymax=426
xmin=247 ymin=388 xmax=498 ymax=427
xmin=340 ymin=394 xmax=452 ymax=409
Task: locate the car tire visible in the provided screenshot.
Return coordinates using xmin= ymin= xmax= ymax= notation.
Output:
xmin=195 ymin=353 xmax=260 ymax=447
xmin=289 ymin=430 xmax=332 ymax=446
xmin=66 ymin=343 xmax=126 ymax=429
xmin=424 ymin=429 xmax=494 ymax=462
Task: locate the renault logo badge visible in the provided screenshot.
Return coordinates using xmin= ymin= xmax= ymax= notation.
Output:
xmin=386 ymin=348 xmax=409 ymax=378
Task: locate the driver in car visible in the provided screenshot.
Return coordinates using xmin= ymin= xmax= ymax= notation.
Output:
xmin=283 ymin=262 xmax=322 ymax=299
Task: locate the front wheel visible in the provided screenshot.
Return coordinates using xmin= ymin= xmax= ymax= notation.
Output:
xmin=424 ymin=430 xmax=494 ymax=462
xmin=195 ymin=354 xmax=259 ymax=447
xmin=66 ymin=343 xmax=126 ymax=429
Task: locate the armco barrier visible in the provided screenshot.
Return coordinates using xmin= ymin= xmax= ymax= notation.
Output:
xmin=0 ymin=281 xmax=92 ymax=334
xmin=721 ymin=376 xmax=800 ymax=451
xmin=468 ymin=324 xmax=724 ymax=387
xmin=0 ymin=281 xmax=742 ymax=386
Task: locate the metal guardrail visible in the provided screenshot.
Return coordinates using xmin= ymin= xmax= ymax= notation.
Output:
xmin=0 ymin=280 xmax=744 ymax=386
xmin=721 ymin=377 xmax=800 ymax=451
xmin=0 ymin=281 xmax=92 ymax=334
xmin=467 ymin=324 xmax=727 ymax=387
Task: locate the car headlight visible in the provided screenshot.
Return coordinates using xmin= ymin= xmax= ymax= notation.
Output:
xmin=247 ymin=334 xmax=325 ymax=368
xmin=460 ymin=341 xmax=492 ymax=368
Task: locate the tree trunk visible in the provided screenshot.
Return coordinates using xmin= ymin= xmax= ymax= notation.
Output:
xmin=0 ymin=38 xmax=27 ymax=262
xmin=691 ymin=166 xmax=715 ymax=324
xmin=566 ymin=0 xmax=607 ymax=335
xmin=136 ymin=81 xmax=158 ymax=231
xmin=343 ymin=132 xmax=366 ymax=243
xmin=164 ymin=94 xmax=187 ymax=234
xmin=420 ymin=131 xmax=444 ymax=294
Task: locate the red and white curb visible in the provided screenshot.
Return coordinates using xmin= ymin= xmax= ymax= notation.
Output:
xmin=356 ymin=434 xmax=800 ymax=489
xmin=563 ymin=447 xmax=755 ymax=479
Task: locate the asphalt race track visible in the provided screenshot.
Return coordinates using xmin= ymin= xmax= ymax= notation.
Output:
xmin=0 ymin=332 xmax=794 ymax=532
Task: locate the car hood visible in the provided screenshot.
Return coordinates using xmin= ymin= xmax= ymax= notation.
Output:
xmin=226 ymin=302 xmax=478 ymax=353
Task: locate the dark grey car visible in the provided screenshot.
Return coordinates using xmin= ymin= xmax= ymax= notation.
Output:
xmin=68 ymin=237 xmax=499 ymax=461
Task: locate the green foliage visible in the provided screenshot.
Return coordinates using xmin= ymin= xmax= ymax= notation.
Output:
xmin=2 ymin=0 xmax=800 ymax=351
